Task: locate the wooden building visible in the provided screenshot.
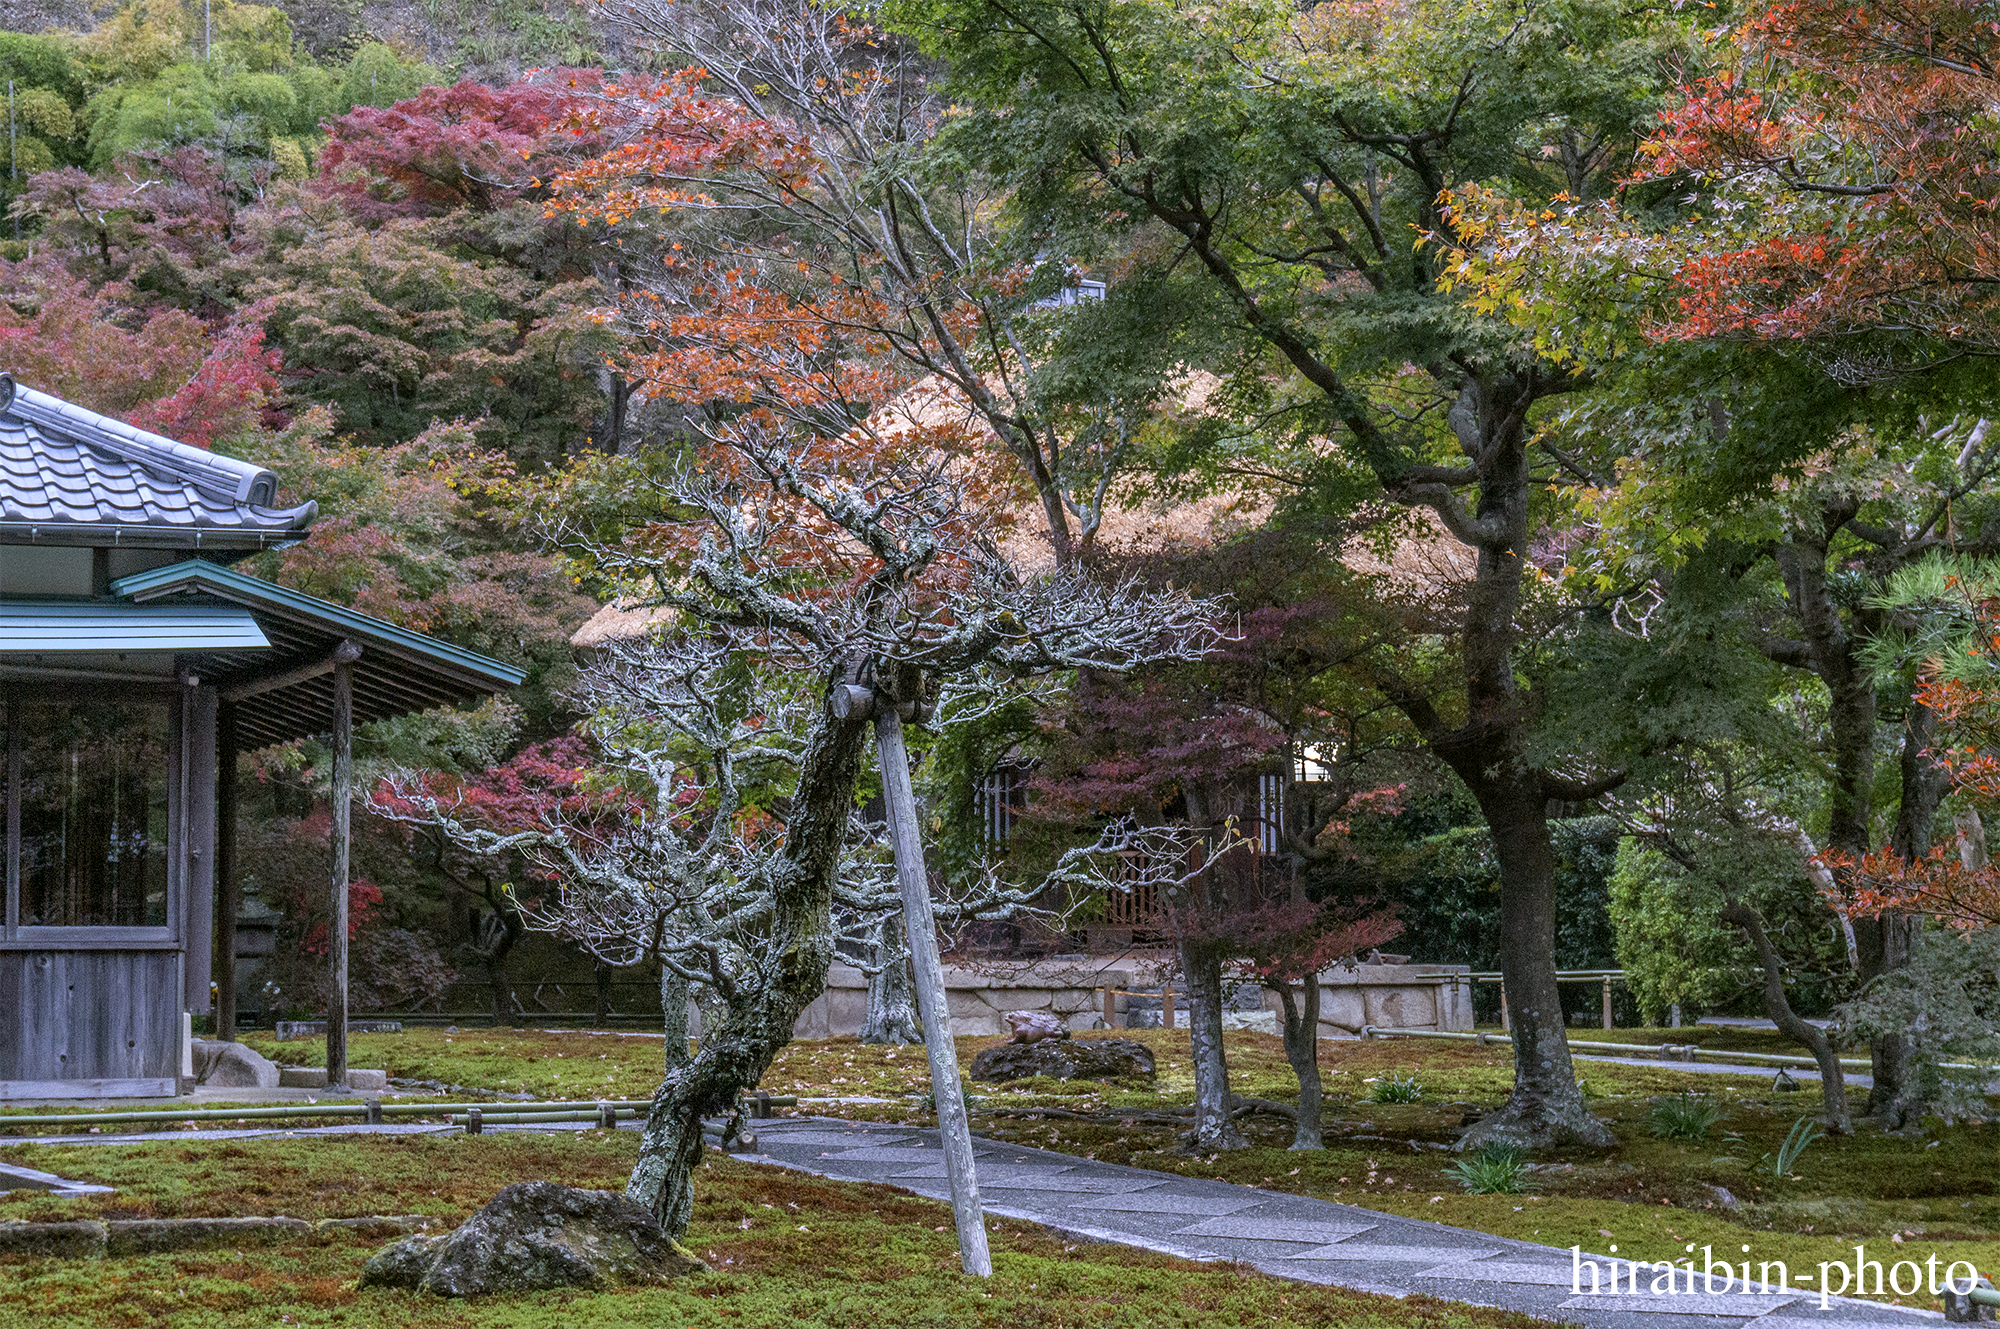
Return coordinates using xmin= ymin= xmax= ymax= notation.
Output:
xmin=0 ymin=378 xmax=522 ymax=1097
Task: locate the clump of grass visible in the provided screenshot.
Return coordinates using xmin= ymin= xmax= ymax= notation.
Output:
xmin=1753 ymin=1115 xmax=1824 ymax=1177
xmin=1647 ymin=1092 xmax=1722 ymax=1140
xmin=1446 ymin=1143 xmax=1533 ymax=1195
xmin=1370 ymin=1074 xmax=1424 ymax=1104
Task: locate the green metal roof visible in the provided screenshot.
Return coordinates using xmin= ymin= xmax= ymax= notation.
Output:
xmin=111 ymin=559 xmax=526 ymax=691
xmin=0 ymin=601 xmax=270 ymax=653
xmin=104 ymin=559 xmax=527 ymax=749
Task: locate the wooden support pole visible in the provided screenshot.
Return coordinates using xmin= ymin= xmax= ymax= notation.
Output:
xmin=1163 ymin=986 xmax=1175 ymax=1032
xmin=1103 ymin=986 xmax=1116 ymax=1030
xmin=873 ymin=706 xmax=991 ymax=1278
xmin=327 ymin=652 xmax=355 ymax=1090
xmin=1499 ymin=985 xmax=1509 ymax=1033
xmin=1602 ymin=975 xmax=1613 ymax=1031
xmin=215 ymin=704 xmax=239 ymax=1042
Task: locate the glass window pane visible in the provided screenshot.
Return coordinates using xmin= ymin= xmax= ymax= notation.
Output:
xmin=18 ymin=702 xmax=170 ymax=928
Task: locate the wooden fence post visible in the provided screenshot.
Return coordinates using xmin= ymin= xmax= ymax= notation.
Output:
xmin=1601 ymin=975 xmax=1614 ymax=1030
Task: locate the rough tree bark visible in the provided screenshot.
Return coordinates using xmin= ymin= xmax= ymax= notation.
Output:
xmin=1271 ymin=975 xmax=1324 ymax=1150
xmin=625 ymin=704 xmax=871 ymax=1235
xmin=860 ymin=914 xmax=923 ymax=1045
xmin=1173 ymin=784 xmax=1246 ymax=1152
xmin=1872 ymin=700 xmax=1950 ymax=1128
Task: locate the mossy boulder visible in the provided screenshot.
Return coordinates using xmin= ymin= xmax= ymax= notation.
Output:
xmin=359 ymin=1181 xmax=706 ymax=1296
xmin=971 ymin=1037 xmax=1155 ymax=1085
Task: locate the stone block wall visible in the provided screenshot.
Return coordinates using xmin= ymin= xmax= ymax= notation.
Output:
xmin=784 ymin=959 xmax=1472 ymax=1041
xmin=791 ymin=961 xmax=1137 ymax=1039
xmin=1283 ymin=964 xmax=1473 ymax=1038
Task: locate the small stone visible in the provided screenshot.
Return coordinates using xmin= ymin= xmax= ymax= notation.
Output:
xmin=192 ymin=1040 xmax=280 ymax=1089
xmin=1004 ymin=1010 xmax=1067 ymax=1044
xmin=970 ymin=1037 xmax=1155 ymax=1085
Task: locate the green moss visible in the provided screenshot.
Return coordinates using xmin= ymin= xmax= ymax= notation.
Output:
xmin=0 ymin=1135 xmax=1545 ymax=1329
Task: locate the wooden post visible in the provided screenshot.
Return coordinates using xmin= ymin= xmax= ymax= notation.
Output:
xmin=327 ymin=649 xmax=356 ymax=1090
xmin=1602 ymin=975 xmax=1613 ymax=1031
xmin=1103 ymin=986 xmax=1116 ymax=1030
xmin=1499 ymin=984 xmax=1509 ymax=1033
xmin=1162 ymin=986 xmax=1175 ymax=1031
xmin=873 ymin=705 xmax=991 ymax=1278
xmin=215 ymin=705 xmax=239 ymax=1042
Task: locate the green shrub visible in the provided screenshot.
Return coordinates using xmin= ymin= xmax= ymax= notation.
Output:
xmin=1647 ymin=1092 xmax=1722 ymax=1140
xmin=1370 ymin=1074 xmax=1423 ymax=1104
xmin=1447 ymin=1144 xmax=1532 ymax=1195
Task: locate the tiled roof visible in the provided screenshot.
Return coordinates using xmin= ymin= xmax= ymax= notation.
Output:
xmin=0 ymin=377 xmax=316 ymax=549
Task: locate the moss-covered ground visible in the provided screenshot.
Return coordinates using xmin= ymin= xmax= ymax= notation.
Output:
xmin=5 ymin=1024 xmax=1992 ymax=1318
xmin=0 ymin=1131 xmax=1546 ymax=1329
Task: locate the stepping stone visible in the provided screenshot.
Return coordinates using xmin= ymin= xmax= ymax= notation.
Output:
xmin=1174 ymin=1216 xmax=1376 ymax=1245
xmin=1057 ymin=1190 xmax=1268 ymax=1217
xmin=1286 ymin=1243 xmax=1503 ymax=1263
xmin=759 ymin=1131 xmax=918 ymax=1147
xmin=1557 ymin=1292 xmax=1802 ymax=1316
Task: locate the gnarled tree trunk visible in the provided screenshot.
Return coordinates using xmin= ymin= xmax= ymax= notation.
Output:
xmin=860 ymin=913 xmax=922 ymax=1045
xmin=1722 ymin=899 xmax=1852 ymax=1134
xmin=626 ymin=705 xmax=871 ymax=1236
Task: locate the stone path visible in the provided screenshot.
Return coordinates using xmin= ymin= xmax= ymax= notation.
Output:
xmin=744 ymin=1117 xmax=1946 ymax=1329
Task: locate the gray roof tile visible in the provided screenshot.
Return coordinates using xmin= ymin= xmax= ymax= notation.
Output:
xmin=0 ymin=378 xmax=316 ymax=548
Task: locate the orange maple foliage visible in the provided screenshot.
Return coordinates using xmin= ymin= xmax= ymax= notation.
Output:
xmin=545 ymin=68 xmax=1027 ymax=602
xmin=1820 ymin=596 xmax=2000 ymax=928
xmin=1639 ymin=0 xmax=2000 ymax=346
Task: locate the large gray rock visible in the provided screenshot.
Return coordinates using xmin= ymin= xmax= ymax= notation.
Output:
xmin=358 ymin=1182 xmax=706 ymax=1296
xmin=971 ymin=1036 xmax=1155 ymax=1085
xmin=191 ymin=1040 xmax=280 ymax=1089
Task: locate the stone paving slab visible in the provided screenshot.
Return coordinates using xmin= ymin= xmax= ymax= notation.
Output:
xmin=747 ymin=1117 xmax=1945 ymax=1329
xmin=1174 ymin=1215 xmax=1376 ymax=1244
xmin=1286 ymin=1241 xmax=1505 ymax=1263
xmin=1557 ymin=1294 xmax=1804 ymax=1317
xmin=1057 ymin=1188 xmax=1269 ymax=1216
xmin=768 ymin=1130 xmax=920 ymax=1147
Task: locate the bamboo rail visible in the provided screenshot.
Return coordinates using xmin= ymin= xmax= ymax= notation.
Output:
xmin=1361 ymin=1026 xmax=1991 ymax=1076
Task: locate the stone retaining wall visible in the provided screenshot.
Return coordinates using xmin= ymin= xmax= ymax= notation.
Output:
xmin=1290 ymin=963 xmax=1473 ymax=1038
xmin=786 ymin=959 xmax=1472 ymax=1040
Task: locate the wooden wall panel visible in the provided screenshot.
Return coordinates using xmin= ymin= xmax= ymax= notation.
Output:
xmin=0 ymin=950 xmax=179 ymax=1083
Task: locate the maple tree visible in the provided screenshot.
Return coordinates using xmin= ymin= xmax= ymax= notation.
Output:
xmin=1636 ymin=0 xmax=2000 ymax=357
xmin=882 ymin=0 xmax=1688 ymax=1150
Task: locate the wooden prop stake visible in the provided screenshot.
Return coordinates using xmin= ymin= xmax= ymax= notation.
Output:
xmin=873 ymin=706 xmax=991 ymax=1278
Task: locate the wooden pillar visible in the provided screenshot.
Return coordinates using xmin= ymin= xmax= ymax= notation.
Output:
xmin=1103 ymin=986 xmax=1117 ymax=1030
xmin=181 ymin=681 xmax=216 ymax=1026
xmin=327 ymin=652 xmax=355 ymax=1089
xmin=1499 ymin=983 xmax=1509 ymax=1033
xmin=215 ymin=705 xmax=240 ymax=1041
xmin=1162 ymin=986 xmax=1175 ymax=1032
xmin=1602 ymin=975 xmax=1614 ymax=1031
xmin=873 ymin=704 xmax=990 ymax=1278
